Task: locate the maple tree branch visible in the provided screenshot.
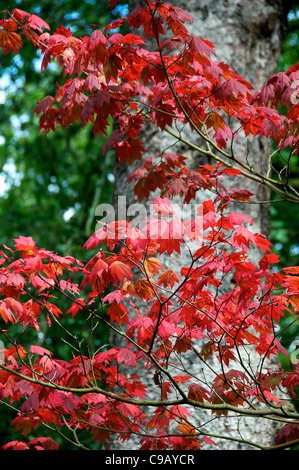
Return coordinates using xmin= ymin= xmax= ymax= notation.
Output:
xmin=165 ymin=125 xmax=299 ymax=202
xmin=140 ymin=31 xmax=299 ymax=205
xmin=0 ymin=235 xmax=295 ymax=449
xmin=2 ymin=357 xmax=298 ymax=421
xmin=51 ymin=422 xmax=91 ymax=450
xmin=3 ymin=393 xmax=298 ymax=450
xmin=191 ymin=344 xmax=257 ymax=410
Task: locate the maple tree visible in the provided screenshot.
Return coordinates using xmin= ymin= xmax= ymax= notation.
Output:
xmin=1 ymin=0 xmax=299 ymax=450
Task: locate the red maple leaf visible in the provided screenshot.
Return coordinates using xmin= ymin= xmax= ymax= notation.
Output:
xmin=0 ymin=300 xmax=15 ymax=323
xmin=189 ymin=36 xmax=215 ymax=56
xmin=115 ymin=137 xmax=145 ymax=165
xmin=103 ymin=53 xmax=122 ymax=83
xmin=1 ymin=2 xmax=299 ymax=452
xmin=144 ymin=257 xmax=163 ymax=277
xmin=147 ymin=407 xmax=170 ymax=431
xmin=87 ymin=29 xmax=107 ymax=50
xmin=109 ymin=260 xmax=133 ymax=283
xmin=166 ymin=177 xmax=189 ymax=197
xmin=128 ymin=6 xmax=165 ymax=39
xmin=159 ymin=237 xmax=181 ymax=256
xmin=104 ymin=19 xmax=125 ymax=35
xmin=107 ymin=302 xmax=130 ymax=325
xmin=27 ymin=14 xmax=50 ymax=32
xmin=13 ymin=235 xmax=36 ymax=254
xmin=0 ymin=19 xmax=18 ymax=32
xmin=275 ymin=423 xmax=299 ymax=445
xmin=28 ymin=437 xmax=59 ymax=450
xmin=167 ymin=5 xmax=193 ymax=24
xmin=117 ymin=348 xmax=137 ymax=368
xmin=12 ymin=9 xmax=30 ymax=20
xmin=2 ymin=441 xmax=29 ymax=450
xmin=33 ymin=95 xmax=55 ymax=116
xmin=84 ymin=74 xmax=102 ymax=91
xmin=214 ymin=77 xmax=253 ymax=106
xmin=188 ymin=383 xmax=210 ymax=403
xmin=29 ymin=345 xmax=53 ymax=357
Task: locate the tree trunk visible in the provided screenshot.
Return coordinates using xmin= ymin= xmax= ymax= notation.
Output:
xmin=110 ymin=0 xmax=288 ymax=450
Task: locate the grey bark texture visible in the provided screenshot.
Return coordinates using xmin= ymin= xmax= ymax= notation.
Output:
xmin=110 ymin=0 xmax=289 ymax=450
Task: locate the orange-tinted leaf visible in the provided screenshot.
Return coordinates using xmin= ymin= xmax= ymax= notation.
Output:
xmin=0 ymin=300 xmax=15 ymax=324
xmin=0 ymin=29 xmax=22 ymax=55
xmin=283 ymin=275 xmax=299 ymax=292
xmin=144 ymin=257 xmax=163 ymax=277
xmin=178 ymin=421 xmax=197 ymax=435
xmin=0 ymin=19 xmax=18 ymax=31
xmin=135 ymin=278 xmax=155 ymax=300
xmin=110 ymin=260 xmax=133 ymax=283
xmin=200 ymin=341 xmax=216 ymax=361
xmin=5 ymin=345 xmax=27 ymax=359
xmin=206 ymin=112 xmax=225 ymax=131
xmin=289 ymin=294 xmax=299 ymax=310
xmin=158 ymin=269 xmax=179 ymax=288
xmin=283 ymin=266 xmax=299 ymax=275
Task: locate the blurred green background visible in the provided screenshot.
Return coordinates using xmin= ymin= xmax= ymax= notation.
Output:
xmin=0 ymin=0 xmax=299 ymax=449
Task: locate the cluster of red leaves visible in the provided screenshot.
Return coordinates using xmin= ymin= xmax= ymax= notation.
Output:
xmin=0 ymin=9 xmax=49 ymax=54
xmin=0 ymin=198 xmax=296 ymax=449
xmin=0 ymin=1 xmax=299 ymax=451
xmin=1 ymin=1 xmax=298 ymax=165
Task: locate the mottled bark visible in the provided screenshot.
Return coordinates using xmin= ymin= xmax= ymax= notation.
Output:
xmin=110 ymin=0 xmax=288 ymax=450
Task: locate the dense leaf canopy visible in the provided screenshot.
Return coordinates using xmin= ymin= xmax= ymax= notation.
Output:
xmin=0 ymin=0 xmax=299 ymax=452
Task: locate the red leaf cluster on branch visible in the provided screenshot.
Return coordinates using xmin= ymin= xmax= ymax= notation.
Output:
xmin=0 ymin=1 xmax=299 ymax=450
